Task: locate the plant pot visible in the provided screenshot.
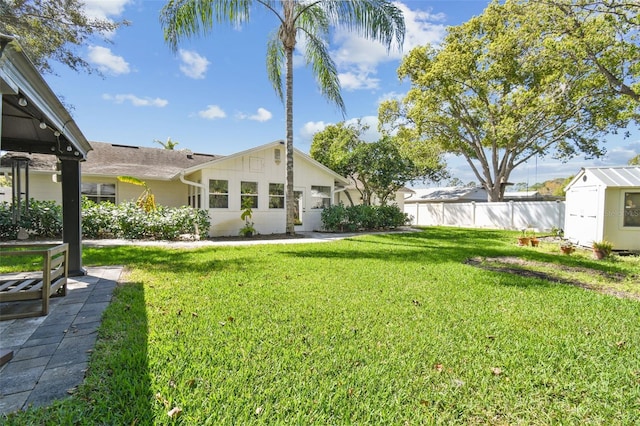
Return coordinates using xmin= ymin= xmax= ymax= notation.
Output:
xmin=592 ymin=248 xmax=607 ymax=260
xmin=560 ymin=246 xmax=574 ymax=255
xmin=530 ymin=238 xmax=539 ymax=247
xmin=517 ymin=237 xmax=530 ymax=246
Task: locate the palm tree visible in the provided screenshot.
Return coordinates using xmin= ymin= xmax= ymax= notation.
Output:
xmin=161 ymin=0 xmax=405 ymax=235
xmin=154 ymin=137 xmax=179 ymax=150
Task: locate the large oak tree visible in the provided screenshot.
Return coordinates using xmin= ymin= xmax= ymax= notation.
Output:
xmin=380 ymin=0 xmax=638 ymax=201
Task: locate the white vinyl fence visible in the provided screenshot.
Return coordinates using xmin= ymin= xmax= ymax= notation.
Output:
xmin=405 ymin=200 xmax=565 ymax=232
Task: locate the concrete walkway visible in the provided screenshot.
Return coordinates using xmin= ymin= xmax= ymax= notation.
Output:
xmin=0 ymin=266 xmax=122 ymax=415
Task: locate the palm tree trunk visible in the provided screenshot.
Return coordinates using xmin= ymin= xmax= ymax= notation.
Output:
xmin=285 ymin=44 xmax=295 ymax=235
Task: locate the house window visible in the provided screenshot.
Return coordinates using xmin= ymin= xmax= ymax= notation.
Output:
xmin=209 ymin=179 xmax=228 ymax=208
xmin=82 ymin=183 xmax=115 ymax=203
xmin=241 ymin=181 xmax=258 ymax=208
xmin=269 ymin=183 xmax=284 ymax=209
xmin=311 ymin=185 xmax=331 ymax=209
xmin=623 ymin=192 xmax=640 ymax=227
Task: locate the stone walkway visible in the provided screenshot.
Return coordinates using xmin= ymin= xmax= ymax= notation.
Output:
xmin=0 ymin=266 xmax=122 ymax=415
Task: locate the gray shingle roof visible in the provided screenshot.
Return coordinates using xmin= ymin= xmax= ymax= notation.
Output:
xmin=2 ymin=141 xmax=221 ymax=181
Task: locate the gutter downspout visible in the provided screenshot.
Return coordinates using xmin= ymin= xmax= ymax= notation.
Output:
xmin=179 ymin=172 xmax=208 ymax=238
xmin=179 ymin=171 xmax=206 ymax=208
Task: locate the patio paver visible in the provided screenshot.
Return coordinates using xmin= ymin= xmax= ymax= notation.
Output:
xmin=0 ymin=266 xmax=122 ymax=415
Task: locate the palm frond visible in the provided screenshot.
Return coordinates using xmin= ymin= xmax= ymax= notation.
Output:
xmin=301 ymin=30 xmax=345 ymax=116
xmin=266 ymin=30 xmax=285 ymax=101
xmin=160 ymin=0 xmax=255 ymax=52
xmin=321 ymin=0 xmax=405 ymax=52
xmin=117 ymin=175 xmax=146 ymax=188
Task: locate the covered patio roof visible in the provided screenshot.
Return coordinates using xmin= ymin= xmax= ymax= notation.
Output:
xmin=1 ymin=34 xmax=91 ymax=275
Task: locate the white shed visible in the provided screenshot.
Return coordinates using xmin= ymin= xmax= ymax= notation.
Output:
xmin=564 ymin=166 xmax=640 ymax=251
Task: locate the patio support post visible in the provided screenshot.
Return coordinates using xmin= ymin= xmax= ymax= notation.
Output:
xmin=60 ymin=157 xmax=85 ymax=276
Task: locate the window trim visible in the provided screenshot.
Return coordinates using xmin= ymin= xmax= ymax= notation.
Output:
xmin=209 ymin=179 xmax=229 ymax=209
xmin=623 ymin=191 xmax=640 ymax=227
xmin=82 ymin=182 xmax=116 ymax=204
xmin=241 ymin=181 xmax=259 ymax=209
xmin=310 ymin=185 xmax=332 ymax=209
xmin=269 ymin=183 xmax=285 ymax=209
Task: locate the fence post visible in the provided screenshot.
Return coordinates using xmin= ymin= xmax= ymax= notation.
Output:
xmin=510 ymin=200 xmax=514 ymax=229
xmin=472 ymin=201 xmax=476 ymax=226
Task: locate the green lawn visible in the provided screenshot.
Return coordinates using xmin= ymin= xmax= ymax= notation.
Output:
xmin=3 ymin=228 xmax=640 ymax=424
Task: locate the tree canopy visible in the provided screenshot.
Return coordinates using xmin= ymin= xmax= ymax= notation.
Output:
xmin=380 ymin=0 xmax=638 ymax=202
xmin=310 ymin=121 xmax=444 ymax=205
xmin=0 ymin=0 xmax=127 ymax=74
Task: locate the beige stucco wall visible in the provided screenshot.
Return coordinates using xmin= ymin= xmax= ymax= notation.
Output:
xmin=602 ymin=188 xmax=640 ymax=251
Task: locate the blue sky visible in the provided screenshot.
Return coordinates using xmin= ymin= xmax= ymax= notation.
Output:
xmin=44 ymin=0 xmax=639 ymax=187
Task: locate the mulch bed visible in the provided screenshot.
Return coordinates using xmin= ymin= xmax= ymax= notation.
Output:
xmin=465 ymin=256 xmax=639 ymax=301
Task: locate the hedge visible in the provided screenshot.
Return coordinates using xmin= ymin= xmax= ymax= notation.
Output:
xmin=321 ymin=204 xmax=410 ymax=232
xmin=0 ymin=198 xmax=210 ymax=241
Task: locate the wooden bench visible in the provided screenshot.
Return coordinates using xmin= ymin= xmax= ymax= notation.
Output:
xmin=0 ymin=243 xmax=69 ymax=320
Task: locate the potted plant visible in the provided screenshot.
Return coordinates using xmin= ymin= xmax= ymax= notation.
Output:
xmin=560 ymin=242 xmax=575 ymax=255
xmin=517 ymin=229 xmax=530 ymax=246
xmin=592 ymin=240 xmax=613 ymax=259
xmin=527 ymin=230 xmax=539 ymax=247
xmin=239 ymin=197 xmax=256 ymax=237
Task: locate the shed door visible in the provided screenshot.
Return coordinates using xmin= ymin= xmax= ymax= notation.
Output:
xmin=566 ymin=188 xmax=599 ymax=245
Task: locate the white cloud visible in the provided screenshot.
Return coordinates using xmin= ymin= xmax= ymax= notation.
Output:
xmin=102 ymin=94 xmax=168 ymax=107
xmin=345 ymin=116 xmax=381 ymax=142
xmin=178 ymin=49 xmax=210 ymax=79
xmin=378 ymin=91 xmax=406 ymax=104
xmin=339 ymin=71 xmax=380 ymax=91
xmin=82 ymin=0 xmax=133 ymax=39
xmin=237 ymin=108 xmax=273 ymax=122
xmin=299 ymin=116 xmax=381 ymax=143
xmin=328 ymin=2 xmax=447 ymax=91
xmin=199 ymin=105 xmax=227 ymax=120
xmin=88 ymin=46 xmax=130 ymax=75
xmin=300 ymin=121 xmax=329 ymax=140
xmin=83 ymin=0 xmax=132 ymax=20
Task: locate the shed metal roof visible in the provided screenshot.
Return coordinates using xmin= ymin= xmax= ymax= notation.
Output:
xmin=567 ymin=166 xmax=640 ymax=189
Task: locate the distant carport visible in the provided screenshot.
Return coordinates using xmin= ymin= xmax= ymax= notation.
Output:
xmin=0 ymin=34 xmax=92 ymax=275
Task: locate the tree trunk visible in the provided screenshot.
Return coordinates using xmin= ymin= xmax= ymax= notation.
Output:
xmin=285 ymin=45 xmax=295 ymax=235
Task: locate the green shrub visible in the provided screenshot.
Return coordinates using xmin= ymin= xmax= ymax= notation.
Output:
xmin=81 ymin=198 xmax=210 ymax=240
xmin=1 ymin=198 xmax=211 ymax=241
xmin=0 ymin=199 xmax=62 ymax=239
xmin=321 ymin=204 xmax=410 ymax=232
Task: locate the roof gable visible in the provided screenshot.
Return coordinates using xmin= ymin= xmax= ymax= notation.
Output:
xmin=182 ymin=140 xmax=349 ymax=184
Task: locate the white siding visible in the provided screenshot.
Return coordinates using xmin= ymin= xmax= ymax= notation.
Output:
xmin=201 ymin=147 xmax=338 ymax=236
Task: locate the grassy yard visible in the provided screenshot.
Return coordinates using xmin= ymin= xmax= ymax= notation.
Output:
xmin=2 ymin=227 xmax=640 ymax=424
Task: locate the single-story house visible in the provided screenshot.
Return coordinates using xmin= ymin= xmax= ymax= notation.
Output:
xmin=404 ymin=186 xmax=488 ymax=203
xmin=2 ymin=140 xmax=356 ymax=236
xmin=564 ymin=166 xmax=640 ymax=251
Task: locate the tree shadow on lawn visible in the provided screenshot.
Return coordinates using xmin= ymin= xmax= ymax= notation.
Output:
xmin=278 ymin=230 xmax=513 ymax=265
xmin=82 ymin=245 xmax=259 ymax=274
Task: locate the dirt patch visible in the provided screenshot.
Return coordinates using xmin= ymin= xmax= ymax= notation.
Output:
xmin=465 ymin=256 xmax=639 ymax=301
